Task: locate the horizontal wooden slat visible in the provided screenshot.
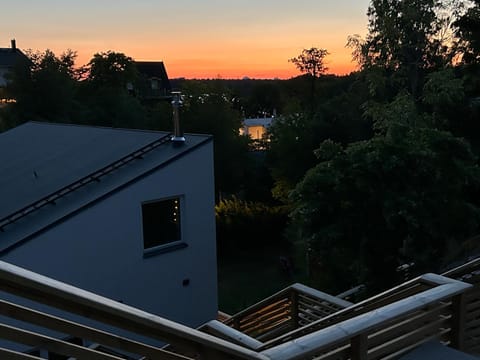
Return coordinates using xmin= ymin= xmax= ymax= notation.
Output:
xmin=0 ymin=323 xmax=124 ymax=360
xmin=0 ymin=348 xmax=44 ymax=360
xmin=466 ymin=298 xmax=480 ymax=312
xmin=313 ymin=343 xmax=350 ymax=360
xmin=240 ymin=302 xmax=290 ymax=327
xmin=239 ymin=299 xmax=290 ymax=323
xmin=297 ymin=294 xmax=342 ymax=311
xmin=378 ymin=334 xmax=447 ymax=360
xmin=297 ymin=297 xmax=339 ymax=316
xmin=0 ymin=299 xmax=190 ymax=360
xmin=244 ymin=313 xmax=291 ymax=337
xmin=298 ymin=309 xmax=324 ymax=322
xmin=256 ymin=323 xmax=294 ymax=342
xmin=369 ymin=316 xmax=450 ymax=359
xmin=224 ymin=291 xmax=293 ymax=327
xmin=239 ymin=307 xmax=291 ymax=335
xmin=0 ymin=261 xmax=269 ymax=360
xmin=466 ymin=317 xmax=480 ymax=331
xmin=368 ymin=303 xmax=451 ymax=349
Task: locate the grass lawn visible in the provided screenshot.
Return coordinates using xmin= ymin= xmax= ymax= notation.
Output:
xmin=217 ymin=244 xmax=308 ymax=314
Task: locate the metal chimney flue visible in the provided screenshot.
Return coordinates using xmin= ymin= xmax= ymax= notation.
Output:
xmin=171 ymin=91 xmax=185 ymax=144
xmin=11 ymin=39 xmax=16 ymax=52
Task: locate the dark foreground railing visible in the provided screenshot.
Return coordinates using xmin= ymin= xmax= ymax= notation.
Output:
xmin=0 ymin=259 xmax=477 ymax=359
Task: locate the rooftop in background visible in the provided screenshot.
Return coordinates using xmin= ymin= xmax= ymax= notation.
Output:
xmin=0 ymin=39 xmax=30 ymax=87
xmin=134 ymin=61 xmax=171 ymax=99
xmin=240 ymin=116 xmax=275 ymax=142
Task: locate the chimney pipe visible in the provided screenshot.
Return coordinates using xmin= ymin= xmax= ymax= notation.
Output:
xmin=11 ymin=39 xmax=16 ymax=51
xmin=171 ymin=91 xmax=185 ymax=144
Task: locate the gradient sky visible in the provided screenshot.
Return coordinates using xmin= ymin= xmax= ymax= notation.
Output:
xmin=0 ymin=0 xmax=371 ymax=79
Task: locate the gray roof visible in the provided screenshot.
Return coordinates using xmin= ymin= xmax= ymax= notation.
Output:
xmin=243 ymin=117 xmax=274 ymax=128
xmin=0 ymin=122 xmax=211 ymax=253
xmin=0 ymin=48 xmax=29 ymax=67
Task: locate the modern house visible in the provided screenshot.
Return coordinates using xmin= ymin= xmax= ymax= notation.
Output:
xmin=240 ymin=116 xmax=274 ymax=141
xmin=0 ymin=39 xmax=30 ymax=104
xmin=130 ymin=61 xmax=172 ymax=100
xmin=0 ymin=121 xmax=217 ymax=330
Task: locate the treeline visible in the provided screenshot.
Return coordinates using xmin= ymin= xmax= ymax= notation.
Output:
xmin=1 ymin=0 xmax=480 ymax=296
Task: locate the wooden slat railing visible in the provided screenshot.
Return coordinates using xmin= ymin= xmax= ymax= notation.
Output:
xmin=0 ymin=261 xmax=268 ymax=360
xmin=222 ymin=283 xmax=352 ymax=342
xmin=442 ymin=257 xmax=480 ymax=354
xmin=0 ymin=257 xmax=478 ymax=359
xmin=259 ymin=276 xmax=472 ymax=360
xmin=257 ymin=274 xmax=460 ymax=349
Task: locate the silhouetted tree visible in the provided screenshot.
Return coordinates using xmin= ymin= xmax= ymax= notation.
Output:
xmin=350 ymin=0 xmax=454 ymax=98
xmin=80 ymin=51 xmax=145 ymax=128
xmin=289 ymin=48 xmax=329 ymax=108
xmin=86 ymin=51 xmax=137 ymax=89
xmin=454 ymin=0 xmax=480 ymax=65
xmin=3 ymin=49 xmax=80 ymax=125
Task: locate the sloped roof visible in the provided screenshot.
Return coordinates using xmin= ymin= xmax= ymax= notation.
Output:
xmin=135 ymin=61 xmax=171 ymax=88
xmin=0 ymin=48 xmax=29 ymax=67
xmin=135 ymin=61 xmax=168 ymax=79
xmin=243 ymin=117 xmax=274 ymax=128
xmin=0 ymin=122 xmax=211 ymax=253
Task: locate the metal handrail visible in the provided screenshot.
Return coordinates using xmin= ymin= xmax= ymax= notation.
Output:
xmin=0 ymin=133 xmax=172 ymax=231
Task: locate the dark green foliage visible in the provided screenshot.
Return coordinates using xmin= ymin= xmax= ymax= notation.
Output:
xmin=176 ymin=83 xmax=251 ymax=196
xmin=454 ymin=0 xmax=480 ymax=65
xmin=267 ymin=74 xmax=373 ymax=201
xmin=352 ymin=0 xmax=454 ymax=98
xmin=215 ymin=197 xmax=289 ymax=252
xmin=291 ymin=126 xmax=480 ymax=293
xmin=3 ymin=49 xmax=80 ymax=124
xmin=86 ymin=51 xmax=137 ymax=89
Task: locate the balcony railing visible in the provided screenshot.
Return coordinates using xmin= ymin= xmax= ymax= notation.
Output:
xmin=0 ymin=261 xmax=267 ymax=360
xmin=0 ymin=259 xmax=477 ymax=359
xmin=222 ymin=283 xmax=353 ymax=342
xmin=442 ymin=257 xmax=480 ymax=354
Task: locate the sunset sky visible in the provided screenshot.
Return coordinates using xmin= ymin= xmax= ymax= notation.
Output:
xmin=0 ymin=0 xmax=371 ymax=79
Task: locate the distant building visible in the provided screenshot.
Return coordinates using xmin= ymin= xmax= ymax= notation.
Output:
xmin=0 ymin=39 xmax=30 ymax=104
xmin=0 ymin=122 xmax=217 ymax=330
xmin=240 ymin=116 xmax=275 ymax=141
xmin=130 ymin=61 xmax=172 ymax=100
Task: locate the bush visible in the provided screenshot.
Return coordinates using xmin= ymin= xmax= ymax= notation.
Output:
xmin=215 ymin=197 xmax=289 ymax=252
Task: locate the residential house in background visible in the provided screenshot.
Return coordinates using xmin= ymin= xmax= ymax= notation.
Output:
xmin=240 ymin=116 xmax=274 ymax=141
xmin=0 ymin=39 xmax=30 ymax=104
xmin=0 ymin=122 xmax=217 ymax=333
xmin=130 ymin=61 xmax=172 ymax=100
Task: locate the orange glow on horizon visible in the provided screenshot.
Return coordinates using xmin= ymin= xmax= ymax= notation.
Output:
xmin=70 ymin=47 xmax=360 ymax=80
xmin=4 ymin=0 xmax=370 ymax=80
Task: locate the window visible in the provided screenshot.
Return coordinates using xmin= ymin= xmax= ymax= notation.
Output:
xmin=142 ymin=197 xmax=182 ymax=250
xmin=151 ymin=78 xmax=159 ymax=90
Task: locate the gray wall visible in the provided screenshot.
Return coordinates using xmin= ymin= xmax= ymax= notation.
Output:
xmin=3 ymin=141 xmax=218 ymax=328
